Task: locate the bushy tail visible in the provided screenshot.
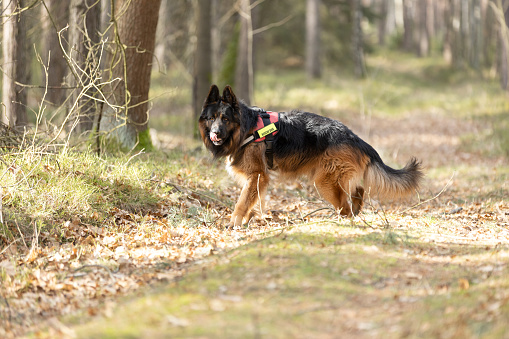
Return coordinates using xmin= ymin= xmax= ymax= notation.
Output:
xmin=363 ymin=157 xmax=423 ymax=199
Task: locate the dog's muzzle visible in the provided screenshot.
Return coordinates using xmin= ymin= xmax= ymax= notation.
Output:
xmin=210 ymin=131 xmax=224 ymax=146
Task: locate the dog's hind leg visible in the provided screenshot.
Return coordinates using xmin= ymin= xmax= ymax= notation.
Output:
xmin=351 ymin=186 xmax=364 ymax=215
xmin=230 ymin=172 xmax=269 ymax=227
xmin=314 ymin=174 xmax=353 ymax=217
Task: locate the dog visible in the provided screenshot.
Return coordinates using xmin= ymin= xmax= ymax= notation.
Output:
xmin=199 ymin=85 xmax=423 ymax=227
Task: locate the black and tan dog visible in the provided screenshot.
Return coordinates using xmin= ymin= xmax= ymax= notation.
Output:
xmin=199 ymin=85 xmax=423 ymax=227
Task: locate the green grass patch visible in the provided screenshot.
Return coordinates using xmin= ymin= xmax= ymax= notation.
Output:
xmin=0 ymin=146 xmax=227 ymax=245
xmin=71 ymin=224 xmax=509 ymax=338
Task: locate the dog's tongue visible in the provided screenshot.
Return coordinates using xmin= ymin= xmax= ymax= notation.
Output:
xmin=210 ymin=132 xmax=220 ymax=142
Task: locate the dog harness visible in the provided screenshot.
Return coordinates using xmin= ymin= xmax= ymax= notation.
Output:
xmin=241 ymin=109 xmax=280 ymax=170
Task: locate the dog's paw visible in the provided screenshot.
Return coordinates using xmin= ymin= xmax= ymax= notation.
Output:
xmin=229 ymin=214 xmax=245 ymax=228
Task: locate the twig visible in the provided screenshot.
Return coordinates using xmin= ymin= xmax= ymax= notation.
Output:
xmin=15 ymin=218 xmax=27 ymax=248
xmin=301 ymin=207 xmax=335 ymax=219
xmin=0 ymin=238 xmax=21 ymax=255
xmin=252 ymin=14 xmax=294 ymax=35
xmin=399 ymin=171 xmax=455 ymax=215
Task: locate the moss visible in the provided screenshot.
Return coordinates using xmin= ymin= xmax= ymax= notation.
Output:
xmin=136 ymin=128 xmax=154 ymax=152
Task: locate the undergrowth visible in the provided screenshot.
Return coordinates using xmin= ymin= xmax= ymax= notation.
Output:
xmin=0 ymin=147 xmax=225 ymax=251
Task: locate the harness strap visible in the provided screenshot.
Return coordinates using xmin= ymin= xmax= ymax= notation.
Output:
xmin=241 ymin=109 xmax=279 ymax=170
xmin=260 ymin=112 xmax=275 ymax=170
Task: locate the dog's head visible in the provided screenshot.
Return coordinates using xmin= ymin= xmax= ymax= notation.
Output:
xmin=199 ymin=85 xmax=242 ymax=157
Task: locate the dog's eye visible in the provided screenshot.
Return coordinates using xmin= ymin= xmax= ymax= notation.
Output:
xmin=222 ymin=117 xmax=229 ymax=122
xmin=208 ymin=117 xmax=215 ymax=121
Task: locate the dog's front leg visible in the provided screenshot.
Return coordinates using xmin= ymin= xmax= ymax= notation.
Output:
xmin=230 ymin=173 xmax=269 ymax=227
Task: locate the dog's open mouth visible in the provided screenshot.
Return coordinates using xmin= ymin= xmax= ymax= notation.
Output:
xmin=210 ymin=132 xmax=225 ymax=146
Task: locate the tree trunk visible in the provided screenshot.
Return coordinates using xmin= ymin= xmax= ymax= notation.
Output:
xmin=417 ymin=0 xmax=430 ymax=56
xmin=469 ymin=0 xmax=482 ymax=69
xmin=497 ymin=0 xmax=509 ymax=89
xmin=378 ymin=0 xmax=396 ymax=45
xmin=235 ymin=0 xmax=253 ymax=105
xmin=482 ymin=0 xmax=495 ymax=68
xmin=306 ymin=0 xmax=321 ymax=79
xmin=2 ymin=0 xmax=30 ymax=128
xmin=99 ymin=0 xmax=162 ymax=150
xmin=402 ymin=0 xmax=414 ymax=51
xmin=351 ymin=0 xmax=366 ymax=77
xmin=41 ymin=0 xmax=69 ymax=108
xmin=443 ymin=1 xmax=453 ymax=64
xmin=460 ymin=0 xmax=470 ymax=64
xmin=68 ymin=0 xmax=101 ymax=134
xmin=193 ymin=0 xmax=213 ymax=138
xmin=154 ymin=0 xmax=169 ymax=72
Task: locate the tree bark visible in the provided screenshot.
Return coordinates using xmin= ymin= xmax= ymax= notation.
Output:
xmin=2 ymin=0 xmax=30 ymax=128
xmin=402 ymin=0 xmax=415 ymax=52
xmin=443 ymin=0 xmax=453 ymax=64
xmin=68 ymin=0 xmax=101 ymax=133
xmin=99 ymin=0 xmax=162 ymax=150
xmin=417 ymin=0 xmax=430 ymax=56
xmin=469 ymin=0 xmax=482 ymax=69
xmin=41 ymin=0 xmax=69 ymax=108
xmin=306 ymin=0 xmax=321 ymax=79
xmin=351 ymin=0 xmax=366 ymax=78
xmin=235 ymin=0 xmax=253 ymax=105
xmin=154 ymin=0 xmax=169 ymax=72
xmin=193 ymin=0 xmax=212 ymax=138
xmin=497 ymin=0 xmax=509 ymax=89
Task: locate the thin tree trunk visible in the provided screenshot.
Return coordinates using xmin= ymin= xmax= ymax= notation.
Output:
xmin=68 ymin=0 xmax=101 ymax=133
xmin=449 ymin=0 xmax=464 ymax=68
xmin=417 ymin=0 xmax=430 ymax=56
xmin=41 ymin=0 xmax=69 ymax=108
xmin=402 ymin=0 xmax=414 ymax=51
xmin=154 ymin=0 xmax=168 ymax=72
xmin=211 ymin=0 xmax=221 ymax=77
xmin=99 ymin=0 xmax=162 ymax=150
xmin=306 ymin=0 xmax=321 ymax=79
xmin=482 ymin=0 xmax=494 ymax=68
xmin=235 ymin=0 xmax=253 ymax=105
xmin=469 ymin=0 xmax=482 ymax=69
xmin=460 ymin=0 xmax=470 ymax=64
xmin=351 ymin=0 xmax=366 ymax=77
xmin=443 ymin=1 xmax=453 ymax=64
xmin=378 ymin=0 xmax=396 ymax=45
xmin=193 ymin=0 xmax=212 ymax=138
xmin=2 ymin=0 xmax=29 ymax=128
xmin=496 ymin=0 xmax=509 ymax=89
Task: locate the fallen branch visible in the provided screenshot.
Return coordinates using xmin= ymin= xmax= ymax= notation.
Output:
xmin=399 ymin=171 xmax=455 ymax=215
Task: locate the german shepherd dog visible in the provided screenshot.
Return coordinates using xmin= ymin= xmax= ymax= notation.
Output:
xmin=199 ymin=85 xmax=423 ymax=227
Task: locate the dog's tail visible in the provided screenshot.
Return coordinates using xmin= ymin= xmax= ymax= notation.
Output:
xmin=363 ymin=156 xmax=423 ymax=199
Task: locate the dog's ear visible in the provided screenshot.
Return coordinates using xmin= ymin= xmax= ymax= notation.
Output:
xmin=222 ymin=85 xmax=238 ymax=108
xmin=204 ymin=85 xmax=220 ymax=106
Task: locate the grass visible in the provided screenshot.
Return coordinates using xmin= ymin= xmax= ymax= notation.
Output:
xmin=0 ymin=145 xmax=226 ymax=247
xmin=71 ymin=223 xmax=509 ymax=338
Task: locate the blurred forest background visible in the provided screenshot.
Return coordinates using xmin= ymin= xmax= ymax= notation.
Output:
xmin=1 ymin=0 xmax=509 ymax=151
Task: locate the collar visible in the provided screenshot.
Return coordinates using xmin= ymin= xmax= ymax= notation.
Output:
xmin=241 ymin=110 xmax=279 ymax=147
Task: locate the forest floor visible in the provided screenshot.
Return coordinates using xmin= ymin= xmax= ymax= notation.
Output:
xmin=1 ymin=53 xmax=509 ymax=338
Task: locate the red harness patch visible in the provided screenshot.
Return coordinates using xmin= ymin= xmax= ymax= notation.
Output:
xmin=254 ymin=111 xmax=279 ymax=142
